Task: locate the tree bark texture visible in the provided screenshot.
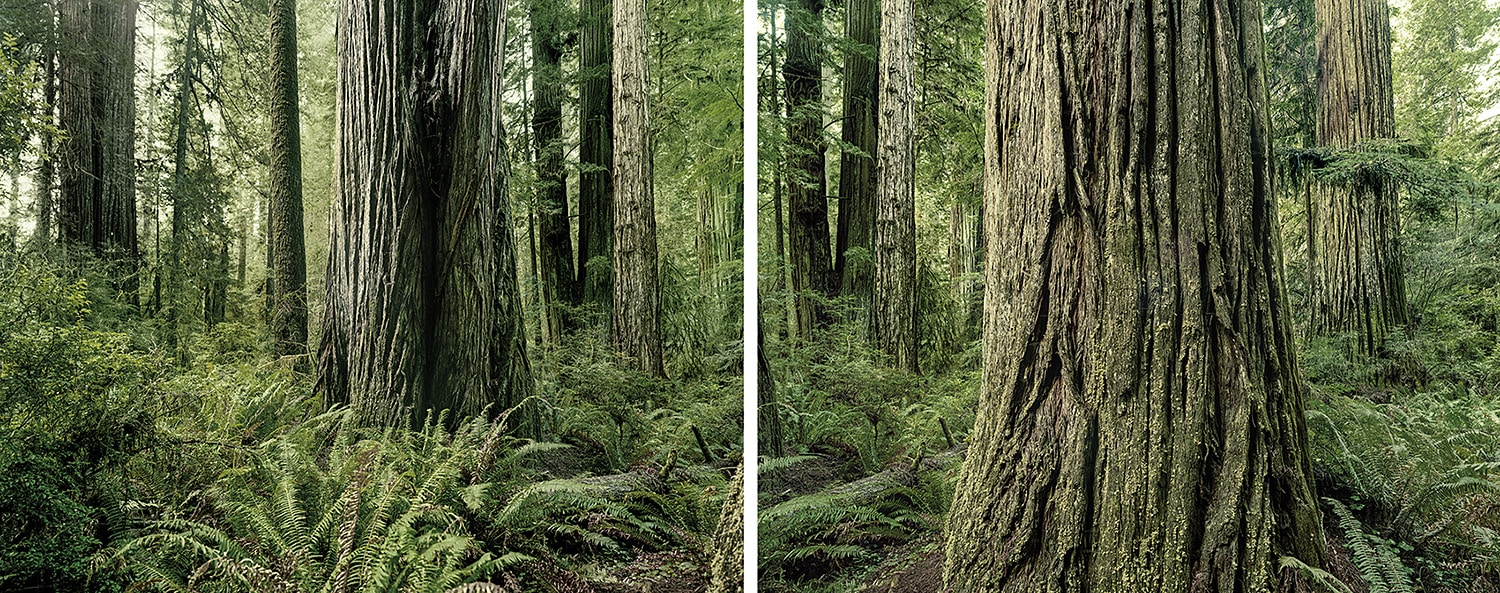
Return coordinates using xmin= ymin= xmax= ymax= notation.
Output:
xmin=873 ymin=0 xmax=917 ymax=374
xmin=578 ymin=0 xmax=614 ymax=310
xmin=706 ymin=464 xmax=745 ymax=593
xmin=835 ymin=0 xmax=877 ymax=301
xmin=318 ymin=0 xmax=536 ymax=434
xmin=785 ymin=0 xmax=833 ymax=339
xmin=268 ymin=0 xmax=309 ymax=361
xmin=1311 ymin=0 xmax=1405 ymax=354
xmin=612 ymin=0 xmax=664 ymax=377
xmin=58 ymin=0 xmax=137 ymax=271
xmin=942 ymin=1 xmax=1327 ymax=591
xmin=532 ymin=0 xmax=578 ymax=344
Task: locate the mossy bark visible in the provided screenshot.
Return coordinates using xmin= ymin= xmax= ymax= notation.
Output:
xmin=707 ymin=465 xmax=745 ymax=593
xmin=532 ymin=0 xmax=578 ymax=344
xmin=1311 ymin=0 xmax=1405 ymax=355
xmin=943 ymin=1 xmax=1327 ymax=591
xmin=578 ymin=0 xmax=614 ymax=310
xmin=267 ymin=0 xmax=308 ymax=361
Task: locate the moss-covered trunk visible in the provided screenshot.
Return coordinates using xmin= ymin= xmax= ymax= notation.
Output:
xmin=1311 ymin=0 xmax=1405 ymax=355
xmin=835 ymin=0 xmax=877 ymax=302
xmin=267 ymin=0 xmax=309 ymax=361
xmin=942 ymin=1 xmax=1327 ymax=590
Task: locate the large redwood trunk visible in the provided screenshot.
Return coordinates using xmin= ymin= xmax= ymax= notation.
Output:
xmin=319 ymin=0 xmax=535 ymax=434
xmin=943 ymin=1 xmax=1326 ymax=590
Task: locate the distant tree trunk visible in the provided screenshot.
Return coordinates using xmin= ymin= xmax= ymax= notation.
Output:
xmin=267 ymin=0 xmax=308 ymax=362
xmin=532 ymin=0 xmax=577 ymax=344
xmin=785 ymin=0 xmax=832 ymax=340
xmin=757 ymin=314 xmax=783 ymax=457
xmin=706 ymin=463 xmax=745 ymax=593
xmin=872 ymin=0 xmax=916 ymax=374
xmin=611 ymin=0 xmax=663 ymax=376
xmin=947 ymin=198 xmax=981 ymax=338
xmin=697 ymin=189 xmax=716 ymax=279
xmin=1311 ymin=0 xmax=1405 ymax=355
xmin=318 ymin=0 xmax=536 ymax=434
xmin=578 ymin=0 xmax=614 ymax=311
xmin=166 ymin=0 xmax=201 ymax=362
xmin=58 ymin=0 xmax=137 ymax=286
xmin=204 ymin=243 xmax=228 ymax=327
xmin=943 ymin=1 xmax=1326 ymax=590
xmin=835 ymin=0 xmax=877 ymax=302
xmin=33 ymin=44 xmax=55 ymax=251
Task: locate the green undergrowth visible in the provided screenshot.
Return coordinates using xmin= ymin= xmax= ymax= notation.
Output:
xmin=0 ymin=253 xmax=740 ymax=592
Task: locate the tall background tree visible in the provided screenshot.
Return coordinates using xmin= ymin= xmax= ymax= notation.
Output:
xmin=267 ymin=0 xmax=308 ymax=361
xmin=1309 ymin=0 xmax=1406 ymax=355
xmin=834 ymin=0 xmax=877 ymax=303
xmin=532 ymin=0 xmax=577 ymax=344
xmin=578 ymin=0 xmax=614 ymax=310
xmin=784 ymin=0 xmax=832 ymax=340
xmin=318 ymin=0 xmax=534 ymax=431
xmin=871 ymin=0 xmax=915 ymax=373
xmin=611 ymin=0 xmax=663 ymax=376
xmin=57 ymin=0 xmax=137 ymax=279
xmin=942 ymin=1 xmax=1326 ymax=589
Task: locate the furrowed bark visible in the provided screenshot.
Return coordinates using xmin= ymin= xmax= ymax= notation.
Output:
xmin=319 ymin=0 xmax=536 ymax=436
xmin=706 ymin=464 xmax=745 ymax=593
xmin=611 ymin=0 xmax=664 ymax=376
xmin=784 ymin=0 xmax=833 ymax=339
xmin=873 ymin=0 xmax=917 ymax=374
xmin=943 ymin=1 xmax=1327 ymax=591
xmin=268 ymin=0 xmax=309 ymax=362
xmin=1311 ymin=0 xmax=1405 ymax=355
xmin=835 ymin=0 xmax=877 ymax=302
xmin=578 ymin=0 xmax=614 ymax=310
xmin=532 ymin=0 xmax=578 ymax=344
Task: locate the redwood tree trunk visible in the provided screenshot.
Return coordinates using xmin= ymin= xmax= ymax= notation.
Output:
xmin=835 ymin=0 xmax=877 ymax=301
xmin=784 ymin=0 xmax=833 ymax=339
xmin=1311 ymin=0 xmax=1405 ymax=355
xmin=611 ymin=0 xmax=664 ymax=376
xmin=532 ymin=0 xmax=578 ymax=343
xmin=873 ymin=0 xmax=916 ymax=373
xmin=578 ymin=0 xmax=614 ymax=311
xmin=319 ymin=0 xmax=535 ymax=434
xmin=943 ymin=1 xmax=1326 ymax=590
xmin=268 ymin=0 xmax=309 ymax=361
xmin=58 ymin=0 xmax=137 ymax=276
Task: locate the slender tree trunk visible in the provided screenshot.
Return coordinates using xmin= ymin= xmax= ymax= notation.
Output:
xmin=947 ymin=198 xmax=982 ymax=339
xmin=268 ymin=0 xmax=309 ymax=362
xmin=166 ymin=0 xmax=200 ymax=362
xmin=757 ymin=313 xmax=783 ymax=457
xmin=318 ymin=0 xmax=536 ymax=435
xmin=33 ymin=43 xmax=55 ymax=251
xmin=835 ymin=0 xmax=877 ymax=302
xmin=611 ymin=0 xmax=663 ymax=376
xmin=532 ymin=0 xmax=577 ymax=344
xmin=943 ymin=1 xmax=1326 ymax=590
xmin=872 ymin=0 xmax=916 ymax=373
xmin=1311 ymin=0 xmax=1405 ymax=355
xmin=578 ymin=0 xmax=614 ymax=311
xmin=784 ymin=0 xmax=832 ymax=339
xmin=697 ymin=189 xmax=716 ymax=280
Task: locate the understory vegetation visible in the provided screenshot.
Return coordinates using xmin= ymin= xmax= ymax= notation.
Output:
xmin=0 ymin=255 xmax=740 ymax=593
